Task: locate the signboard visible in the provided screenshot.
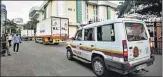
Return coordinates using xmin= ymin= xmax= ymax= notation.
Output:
xmin=61 ymin=18 xmax=68 ymax=36
xmin=40 ymin=24 xmax=45 ymax=33
xmin=52 ymin=18 xmax=60 ymax=35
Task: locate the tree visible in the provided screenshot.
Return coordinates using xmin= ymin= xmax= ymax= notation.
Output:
xmin=5 ymin=19 xmax=17 ymax=34
xmin=116 ymin=0 xmax=162 ymax=18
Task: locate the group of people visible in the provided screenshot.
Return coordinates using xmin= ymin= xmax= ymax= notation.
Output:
xmin=1 ymin=33 xmax=22 ymax=57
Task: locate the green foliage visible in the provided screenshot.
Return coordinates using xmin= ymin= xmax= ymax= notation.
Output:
xmin=116 ymin=0 xmax=162 ymax=18
xmin=5 ymin=19 xmax=17 ymax=33
xmin=116 ymin=1 xmax=131 ymax=18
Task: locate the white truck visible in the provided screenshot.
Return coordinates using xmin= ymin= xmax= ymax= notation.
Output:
xmin=35 ymin=16 xmax=69 ymax=45
xmin=21 ymin=30 xmax=34 ymax=41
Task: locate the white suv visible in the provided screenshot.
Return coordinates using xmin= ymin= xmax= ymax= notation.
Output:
xmin=66 ymin=18 xmax=155 ymax=77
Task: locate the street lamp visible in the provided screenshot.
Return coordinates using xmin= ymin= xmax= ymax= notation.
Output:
xmin=5 ymin=10 xmax=7 ymax=34
xmin=4 ymin=9 xmax=7 ymax=45
xmin=1 ymin=4 xmax=8 ymax=54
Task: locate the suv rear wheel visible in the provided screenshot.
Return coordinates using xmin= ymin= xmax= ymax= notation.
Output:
xmin=92 ymin=56 xmax=108 ymax=77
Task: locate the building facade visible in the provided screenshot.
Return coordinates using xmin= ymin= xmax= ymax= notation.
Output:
xmin=13 ymin=18 xmax=23 ymax=24
xmin=12 ymin=18 xmax=24 ymax=33
xmin=29 ymin=1 xmax=117 ymax=38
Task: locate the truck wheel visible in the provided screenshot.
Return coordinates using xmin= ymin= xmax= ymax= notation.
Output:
xmin=43 ymin=39 xmax=47 ymax=45
xmin=92 ymin=56 xmax=108 ymax=77
xmin=67 ymin=49 xmax=73 ymax=60
xmin=54 ymin=43 xmax=59 ymax=45
xmin=35 ymin=40 xmax=38 ymax=43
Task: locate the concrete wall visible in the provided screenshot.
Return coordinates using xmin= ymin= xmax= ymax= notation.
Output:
xmin=69 ymin=26 xmax=77 ymax=38
xmin=38 ymin=11 xmax=42 ymax=22
xmin=66 ymin=1 xmax=76 ymax=23
xmin=110 ymin=8 xmax=116 ymax=19
xmin=88 ymin=4 xmax=94 ymax=21
xmin=98 ymin=6 xmax=107 ymax=21
xmin=56 ymin=1 xmax=66 ymax=17
xmin=52 ymin=1 xmax=57 ymax=16
xmin=46 ymin=1 xmax=52 ymax=18
xmin=82 ymin=1 xmax=86 ymax=24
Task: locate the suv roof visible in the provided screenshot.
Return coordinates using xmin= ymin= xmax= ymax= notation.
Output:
xmin=79 ymin=18 xmax=143 ymax=29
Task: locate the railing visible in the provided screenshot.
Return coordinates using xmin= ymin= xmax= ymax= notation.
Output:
xmin=146 ymin=21 xmax=162 ymax=55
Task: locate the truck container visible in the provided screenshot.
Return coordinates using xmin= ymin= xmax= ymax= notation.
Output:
xmin=21 ymin=30 xmax=34 ymax=41
xmin=35 ymin=16 xmax=69 ymax=45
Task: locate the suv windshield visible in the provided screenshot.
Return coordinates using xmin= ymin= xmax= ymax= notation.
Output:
xmin=125 ymin=22 xmax=148 ymax=41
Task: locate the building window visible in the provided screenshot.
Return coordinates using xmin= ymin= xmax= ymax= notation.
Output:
xmin=42 ymin=5 xmax=47 ymax=20
xmin=42 ymin=8 xmax=44 ymax=20
xmin=76 ymin=0 xmax=82 ymax=23
xmin=93 ymin=5 xmax=97 ymax=22
xmin=86 ymin=3 xmax=88 ymax=22
xmin=96 ymin=6 xmax=98 ymax=22
xmin=97 ymin=24 xmax=115 ymax=41
xmin=84 ymin=28 xmax=95 ymax=41
xmin=107 ymin=7 xmax=111 ymax=19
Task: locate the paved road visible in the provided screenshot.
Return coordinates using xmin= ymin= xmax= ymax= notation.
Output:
xmin=1 ymin=41 xmax=162 ymax=76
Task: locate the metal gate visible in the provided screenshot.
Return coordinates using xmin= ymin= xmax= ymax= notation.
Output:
xmin=146 ymin=21 xmax=162 ymax=54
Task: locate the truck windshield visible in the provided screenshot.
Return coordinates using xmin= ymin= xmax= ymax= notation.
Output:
xmin=125 ymin=22 xmax=148 ymax=41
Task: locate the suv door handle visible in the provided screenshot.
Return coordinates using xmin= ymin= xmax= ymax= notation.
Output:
xmin=129 ymin=47 xmax=132 ymax=49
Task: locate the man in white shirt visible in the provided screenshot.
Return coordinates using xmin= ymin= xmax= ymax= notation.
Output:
xmin=13 ymin=33 xmax=22 ymax=53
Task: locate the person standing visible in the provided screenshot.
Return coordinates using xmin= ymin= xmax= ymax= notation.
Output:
xmin=1 ymin=34 xmax=11 ymax=56
xmin=13 ymin=33 xmax=21 ymax=53
xmin=1 ymin=34 xmax=7 ymax=56
xmin=6 ymin=34 xmax=11 ymax=56
xmin=8 ymin=34 xmax=13 ymax=47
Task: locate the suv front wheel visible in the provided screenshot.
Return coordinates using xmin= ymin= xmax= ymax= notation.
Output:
xmin=92 ymin=56 xmax=108 ymax=77
xmin=66 ymin=49 xmax=73 ymax=60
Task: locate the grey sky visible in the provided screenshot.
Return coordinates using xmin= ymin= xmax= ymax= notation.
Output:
xmin=110 ymin=1 xmax=121 ymax=5
xmin=2 ymin=1 xmax=120 ymax=24
xmin=2 ymin=1 xmax=43 ymax=23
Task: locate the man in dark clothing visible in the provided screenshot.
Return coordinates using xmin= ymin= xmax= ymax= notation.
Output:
xmin=1 ymin=34 xmax=11 ymax=56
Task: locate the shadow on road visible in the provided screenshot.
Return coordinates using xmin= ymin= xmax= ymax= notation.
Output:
xmin=35 ymin=43 xmax=66 ymax=47
xmin=72 ymin=59 xmax=145 ymax=77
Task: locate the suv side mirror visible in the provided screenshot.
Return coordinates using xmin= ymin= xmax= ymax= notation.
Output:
xmin=71 ymin=37 xmax=76 ymax=40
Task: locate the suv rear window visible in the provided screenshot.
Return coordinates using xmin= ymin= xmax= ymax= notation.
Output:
xmin=125 ymin=22 xmax=148 ymax=41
